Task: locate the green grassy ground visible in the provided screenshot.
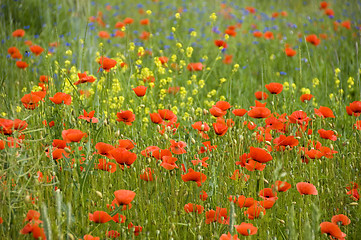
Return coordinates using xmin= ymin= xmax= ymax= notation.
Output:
xmin=0 ymin=0 xmax=360 ymax=239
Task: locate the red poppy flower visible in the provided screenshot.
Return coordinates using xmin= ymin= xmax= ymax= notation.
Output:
xmin=259 ymin=188 xmax=278 ymax=202
xmin=214 ymin=40 xmax=228 ymax=48
xmin=83 ymin=234 xmax=100 ymax=240
xmin=289 ymin=110 xmax=311 ymax=125
xmin=158 ymin=109 xmax=177 ymax=122
xmin=318 ymin=129 xmax=337 ymax=141
xmin=300 ymin=94 xmax=314 ymax=102
xmin=0 ymin=118 xmax=28 ymax=135
xmin=247 ymin=107 xmax=271 ymax=119
xmin=220 ymin=232 xmax=240 ymax=240
xmin=114 ymin=190 xmax=136 ymax=205
xmin=181 ymin=168 xmax=207 ymax=187
xmin=306 ymin=34 xmax=321 ymax=46
xmin=62 ymin=129 xmax=86 ymax=143
xmin=274 ymin=181 xmax=291 ymax=192
xmin=314 ymin=106 xmax=335 ymax=118
xmin=123 ymin=17 xmax=134 ymax=24
xmin=12 ymin=29 xmax=25 ymax=37
xmin=107 ymin=230 xmax=121 ymax=238
xmin=223 ymin=54 xmax=233 ymax=64
xmin=264 ymin=31 xmax=274 ymax=39
xmin=170 ymin=139 xmax=187 ymax=154
xmin=232 ymin=109 xmax=247 ymax=117
xmin=115 ymin=21 xmax=125 ymax=28
xmin=29 ymin=45 xmax=44 ymax=56
xmin=200 ymin=190 xmax=208 ymax=201
xmin=74 ymin=72 xmax=95 ymax=85
xmin=149 ymin=113 xmax=163 ymax=124
xmin=140 ymin=167 xmax=155 ymax=181
xmin=229 ymin=170 xmax=250 ymax=181
xmin=324 ymin=8 xmax=334 ymax=16
xmin=320 ymin=222 xmax=346 ymax=239
xmin=255 ymin=91 xmax=268 ymax=100
xmin=210 ymin=106 xmax=227 ymax=117
xmin=237 ymin=153 xmax=266 ymax=171
xmin=184 ymin=203 xmax=204 ymax=214
xmin=96 ymin=159 xmax=117 ymax=173
xmin=20 ymin=222 xmax=46 ymax=239
xmin=187 ymin=62 xmax=203 ymax=71
xmin=132 ymin=86 xmax=147 ymax=97
xmin=16 ymin=61 xmax=28 ymax=69
xmin=205 ymin=207 xmax=229 ymax=224
xmin=95 ymin=142 xmax=115 ymax=159
xmin=253 ymin=31 xmax=262 ymax=38
xmin=233 ymin=195 xmax=255 ymax=209
xmin=341 ymin=20 xmax=351 ymax=29
xmin=265 ymin=82 xmax=283 ymax=94
xmin=285 ymin=47 xmax=296 ymax=57
xmin=234 ymin=222 xmax=258 ymax=236
xmin=244 ymin=203 xmax=266 ymax=220
xmin=320 ymin=1 xmax=328 ymax=9
xmin=331 ymin=214 xmax=351 ymax=226
xmin=249 ymin=146 xmax=273 ymax=163
xmin=88 ymin=211 xmax=113 ymax=223
xmin=160 ymin=156 xmax=178 ymax=170
xmin=49 ymin=92 xmax=72 ymax=105
xmin=109 ymin=148 xmax=137 ymax=166
xmin=97 ymin=57 xmax=117 ymax=72
xmin=296 ymin=182 xmax=318 ymax=195
xmin=213 ymin=119 xmax=229 ymax=136
xmin=158 ymin=56 xmax=168 ymax=64
xmin=274 ymin=134 xmax=299 ymax=147
xmin=79 ymin=110 xmax=98 ymax=123
xmin=116 ymin=110 xmax=135 ymax=125
xmin=98 ymin=31 xmax=110 ymax=39
xmin=128 ymin=222 xmax=142 ymax=236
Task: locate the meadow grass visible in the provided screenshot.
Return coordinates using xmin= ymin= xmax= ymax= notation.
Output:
xmin=0 ymin=0 xmax=361 ymax=239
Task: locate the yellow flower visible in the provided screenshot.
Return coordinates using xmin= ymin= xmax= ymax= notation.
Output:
xmin=65 ymin=50 xmax=72 ymax=56
xmin=16 ymin=106 xmax=22 ymax=113
xmin=334 ymin=68 xmax=341 ymax=74
xmin=172 ymin=27 xmax=176 ymax=32
xmin=146 ymin=10 xmax=152 ymax=15
xmin=175 ymin=13 xmax=180 ymax=19
xmin=190 ymin=31 xmax=197 ymax=37
xmin=186 ymin=47 xmax=193 ymax=58
xmin=209 ymin=13 xmax=217 ymax=21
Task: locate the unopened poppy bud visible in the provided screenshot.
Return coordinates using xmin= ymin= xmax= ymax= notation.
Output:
xmin=166 ymin=126 xmax=172 ymax=132
xmin=239 ymin=135 xmax=244 ymax=141
xmin=278 ymin=219 xmax=285 ymax=224
xmin=115 ymin=130 xmax=120 ymax=137
xmin=203 ymin=109 xmax=208 ymax=115
xmin=350 ymin=202 xmax=358 ymax=206
xmin=64 ymin=147 xmax=71 ymax=153
xmin=95 ymin=191 xmax=103 ymax=198
xmin=201 ymin=124 xmax=205 ymax=131
xmin=157 ymin=125 xmax=161 ymax=132
xmin=25 ymin=195 xmax=31 ymax=202
xmin=263 ymin=178 xmax=269 ymax=184
xmin=120 ymin=134 xmax=124 ymax=138
xmin=292 ymin=202 xmax=296 ymax=204
xmin=67 ymin=233 xmax=75 ymax=240
xmin=191 ymin=137 xmax=196 ymax=144
xmin=234 ymin=139 xmax=237 ymax=144
xmin=140 ymin=104 xmax=145 ymax=108
xmin=164 ymin=133 xmax=169 ymax=140
xmin=265 ymin=141 xmax=272 ymax=145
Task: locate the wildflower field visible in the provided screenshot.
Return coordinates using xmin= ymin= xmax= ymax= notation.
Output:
xmin=1 ymin=0 xmax=361 ymax=239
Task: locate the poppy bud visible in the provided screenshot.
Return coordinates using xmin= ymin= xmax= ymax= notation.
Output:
xmin=278 ymin=219 xmax=285 ymax=224
xmin=201 ymin=124 xmax=205 ymax=131
xmin=67 ymin=233 xmax=75 ymax=240
xmin=264 ymin=178 xmax=269 ymax=184
xmin=157 ymin=125 xmax=161 ymax=132
xmin=239 ymin=135 xmax=244 ymax=141
xmin=64 ymin=147 xmax=71 ymax=153
xmin=191 ymin=138 xmax=196 ymax=144
xmin=96 ymin=191 xmax=103 ymax=198
xmin=25 ymin=195 xmax=31 ymax=202
xmin=203 ymin=109 xmax=208 ymax=115
xmin=349 ymin=202 xmax=358 ymax=206
xmin=164 ymin=133 xmax=169 ymax=140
